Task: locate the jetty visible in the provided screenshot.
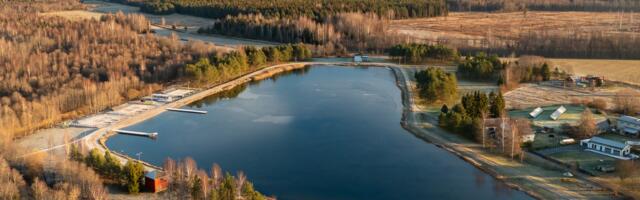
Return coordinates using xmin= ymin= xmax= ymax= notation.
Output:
xmin=166 ymin=108 xmax=208 ymax=114
xmin=114 ymin=129 xmax=158 ymax=138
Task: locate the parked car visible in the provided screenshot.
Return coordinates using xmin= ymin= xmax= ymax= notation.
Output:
xmin=595 ymin=165 xmax=615 ymax=173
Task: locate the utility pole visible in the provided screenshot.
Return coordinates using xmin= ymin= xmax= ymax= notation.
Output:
xmin=136 ymin=152 xmax=143 ymax=161
xmin=501 ymin=117 xmax=505 ymax=154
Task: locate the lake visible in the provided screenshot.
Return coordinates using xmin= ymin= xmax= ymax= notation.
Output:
xmin=106 ymin=66 xmax=532 ymax=200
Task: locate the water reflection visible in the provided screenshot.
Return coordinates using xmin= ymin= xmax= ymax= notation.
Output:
xmin=107 ymin=66 xmax=532 ymax=200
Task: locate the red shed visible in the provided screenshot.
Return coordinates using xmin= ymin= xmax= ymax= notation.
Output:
xmin=145 ymin=170 xmax=168 ymax=193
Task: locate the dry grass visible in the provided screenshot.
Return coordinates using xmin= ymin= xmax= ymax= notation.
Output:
xmin=548 ymin=58 xmax=640 ymax=85
xmin=502 ymin=83 xmax=637 ymax=110
xmin=39 ymin=10 xmax=103 ymax=21
xmin=391 ymin=11 xmax=640 ymax=45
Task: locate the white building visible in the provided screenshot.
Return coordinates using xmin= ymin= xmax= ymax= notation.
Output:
xmin=152 ymin=94 xmax=173 ymax=103
xmin=353 ymin=54 xmax=369 ymax=63
xmin=550 ymin=106 xmax=566 ymax=121
xmin=580 ymin=137 xmax=637 ymax=160
xmin=522 ymin=133 xmax=536 ymax=143
xmin=529 ymin=107 xmax=543 ymax=118
xmin=618 ymin=115 xmax=640 ymax=136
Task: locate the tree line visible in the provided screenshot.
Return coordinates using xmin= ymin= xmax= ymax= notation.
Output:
xmin=198 ymin=12 xmax=412 ymax=54
xmin=113 ymin=0 xmax=448 ymax=20
xmin=185 ymin=44 xmax=311 ymax=85
xmin=388 ymin=43 xmax=459 ymax=64
xmin=70 ymin=145 xmax=266 ymax=199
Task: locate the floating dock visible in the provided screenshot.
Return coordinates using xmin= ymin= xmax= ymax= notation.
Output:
xmin=114 ymin=129 xmax=158 ymax=138
xmin=166 ymin=108 xmax=208 ymax=114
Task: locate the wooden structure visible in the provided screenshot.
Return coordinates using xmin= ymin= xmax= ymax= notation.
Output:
xmin=145 ymin=170 xmax=169 ymax=193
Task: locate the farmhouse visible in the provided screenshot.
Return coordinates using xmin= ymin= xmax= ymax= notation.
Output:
xmin=484 ymin=118 xmax=533 ymax=144
xmin=145 ymin=170 xmax=169 ymax=193
xmin=580 ymin=137 xmax=637 ymax=160
xmin=618 ymin=115 xmax=640 ymax=136
xmin=564 ymin=75 xmax=605 ymax=87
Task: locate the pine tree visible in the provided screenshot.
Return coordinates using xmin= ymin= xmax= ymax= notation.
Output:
xmin=122 ymin=160 xmax=144 ymax=194
xmin=490 ymin=91 xmax=505 ymax=117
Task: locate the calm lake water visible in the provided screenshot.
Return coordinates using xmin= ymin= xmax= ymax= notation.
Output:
xmin=106 ymin=66 xmax=532 ymax=200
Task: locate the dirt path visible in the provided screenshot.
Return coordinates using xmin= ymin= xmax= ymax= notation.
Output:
xmin=391 ymin=67 xmax=619 ymax=200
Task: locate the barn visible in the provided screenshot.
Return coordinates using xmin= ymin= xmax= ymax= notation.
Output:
xmin=145 ymin=170 xmax=168 ymax=193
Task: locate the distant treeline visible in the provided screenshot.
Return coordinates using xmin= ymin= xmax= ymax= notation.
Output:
xmin=447 ymin=0 xmax=640 ymax=12
xmin=199 ymin=13 xmax=411 ymax=54
xmin=185 ymin=44 xmax=312 ymax=84
xmin=111 ymin=0 xmax=448 ymax=20
xmin=387 ymin=43 xmax=459 ymax=64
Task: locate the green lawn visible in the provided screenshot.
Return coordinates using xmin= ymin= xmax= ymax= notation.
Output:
xmin=548 ymin=150 xmax=617 ymax=175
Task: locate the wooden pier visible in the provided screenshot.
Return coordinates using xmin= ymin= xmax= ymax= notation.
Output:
xmin=166 ymin=108 xmax=208 ymax=114
xmin=114 ymin=129 xmax=158 ymax=138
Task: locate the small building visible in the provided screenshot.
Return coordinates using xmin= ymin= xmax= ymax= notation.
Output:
xmin=353 ymin=54 xmax=369 ymax=63
xmin=145 ymin=170 xmax=168 ymax=193
xmin=596 ymin=119 xmax=611 ymax=134
xmin=522 ymin=133 xmax=536 ymax=143
xmin=580 ymin=137 xmax=638 ymax=160
xmin=618 ymin=115 xmax=640 ymax=136
xmin=529 ymin=107 xmax=543 ymax=118
xmin=152 ymin=94 xmax=173 ymax=103
xmin=550 ymin=106 xmax=566 ymax=121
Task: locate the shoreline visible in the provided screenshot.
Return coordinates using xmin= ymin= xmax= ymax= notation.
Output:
xmin=389 ymin=67 xmax=620 ymax=199
xmin=389 ymin=67 xmax=543 ymax=199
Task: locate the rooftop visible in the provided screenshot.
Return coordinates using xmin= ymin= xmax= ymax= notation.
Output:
xmin=619 ymin=115 xmax=640 ymax=124
xmin=586 ymin=136 xmax=628 ymax=149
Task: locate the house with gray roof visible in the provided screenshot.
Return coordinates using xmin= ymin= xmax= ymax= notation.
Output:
xmin=580 ymin=136 xmax=638 ymax=160
xmin=617 ymin=115 xmax=640 ymax=136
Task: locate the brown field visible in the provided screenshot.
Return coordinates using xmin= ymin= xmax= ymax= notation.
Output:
xmin=548 ymin=58 xmax=640 ymax=85
xmin=503 ymin=83 xmax=640 ymax=110
xmin=39 ymin=10 xmax=103 ymax=21
xmin=391 ymin=11 xmax=640 ymax=44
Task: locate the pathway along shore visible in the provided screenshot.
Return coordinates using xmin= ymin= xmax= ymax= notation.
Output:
xmin=390 ymin=67 xmax=620 ymax=199
xmin=33 ymin=62 xmax=618 ymax=199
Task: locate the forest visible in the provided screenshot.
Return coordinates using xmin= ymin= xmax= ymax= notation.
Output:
xmin=387 ymin=43 xmax=459 ymax=64
xmin=447 ymin=0 xmax=640 ymax=12
xmin=0 ymin=9 xmax=198 ymax=138
xmin=198 ymin=13 xmax=411 ymax=54
xmin=0 ymin=1 xmax=312 ymax=139
xmin=113 ymin=0 xmax=448 ymax=20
